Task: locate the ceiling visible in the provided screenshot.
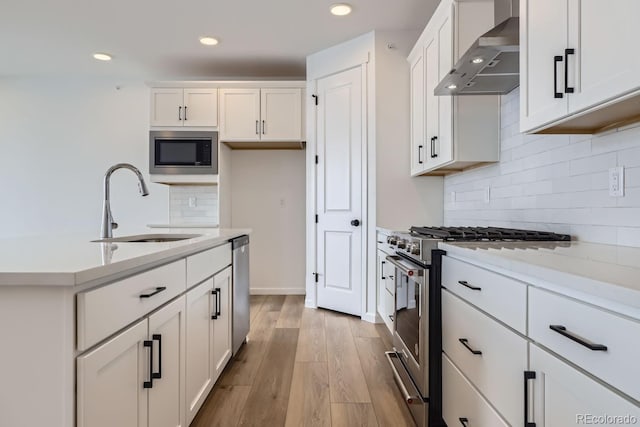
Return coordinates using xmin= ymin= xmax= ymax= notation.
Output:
xmin=0 ymin=0 xmax=440 ymax=80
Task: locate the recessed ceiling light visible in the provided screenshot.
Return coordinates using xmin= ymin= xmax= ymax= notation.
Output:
xmin=472 ymin=57 xmax=484 ymax=64
xmin=93 ymin=53 xmax=112 ymax=61
xmin=199 ymin=37 xmax=219 ymax=46
xmin=330 ymin=3 xmax=352 ymax=16
xmin=447 ymin=84 xmax=458 ymax=90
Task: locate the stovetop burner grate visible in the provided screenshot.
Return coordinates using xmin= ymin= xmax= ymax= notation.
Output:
xmin=408 ymin=226 xmax=571 ymax=242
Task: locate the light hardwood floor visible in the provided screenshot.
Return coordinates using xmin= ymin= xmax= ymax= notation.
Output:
xmin=191 ymin=295 xmax=416 ymax=427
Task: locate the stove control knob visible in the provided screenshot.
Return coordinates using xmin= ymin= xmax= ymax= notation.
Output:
xmin=387 ymin=236 xmax=398 ymax=245
xmin=397 ymin=240 xmax=407 ymax=249
xmin=411 ymin=245 xmax=421 ymax=255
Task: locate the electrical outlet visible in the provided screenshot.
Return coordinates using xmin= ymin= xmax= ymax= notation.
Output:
xmin=484 ymin=187 xmax=491 ymax=203
xmin=609 ymin=167 xmax=624 ymax=197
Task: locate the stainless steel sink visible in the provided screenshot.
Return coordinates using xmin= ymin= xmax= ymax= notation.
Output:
xmin=92 ymin=233 xmax=202 ymax=243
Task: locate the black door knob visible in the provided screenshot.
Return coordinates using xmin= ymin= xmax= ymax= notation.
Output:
xmin=351 ymin=219 xmax=360 ymax=227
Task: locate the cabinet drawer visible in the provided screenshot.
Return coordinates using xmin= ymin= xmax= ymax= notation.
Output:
xmin=442 ymin=290 xmax=527 ymax=426
xmin=443 ymin=354 xmax=509 ymax=427
xmin=77 ymin=260 xmax=186 ymax=351
xmin=442 ymin=256 xmax=527 ymax=333
xmin=529 ymin=287 xmax=640 ymax=401
xmin=186 ymin=243 xmax=231 ymax=288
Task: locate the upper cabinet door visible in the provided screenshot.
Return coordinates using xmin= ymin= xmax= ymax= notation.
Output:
xmin=151 ymin=88 xmax=184 ymax=127
xmin=183 ymin=88 xmax=218 ymax=127
xmin=260 ymin=88 xmax=302 ymax=141
xmin=424 ymin=34 xmax=440 ymax=169
xmin=219 ymin=89 xmax=261 ymax=141
xmin=520 ymin=0 xmax=569 ymax=132
xmin=568 ymin=0 xmax=640 ymax=113
xmin=435 ymin=8 xmax=454 ymax=167
xmin=409 ymin=52 xmax=426 ymax=176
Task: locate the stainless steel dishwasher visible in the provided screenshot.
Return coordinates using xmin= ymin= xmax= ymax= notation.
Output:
xmin=231 ymin=235 xmax=250 ymax=355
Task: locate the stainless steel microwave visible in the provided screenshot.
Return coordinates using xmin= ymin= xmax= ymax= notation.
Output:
xmin=149 ymin=131 xmax=218 ymax=175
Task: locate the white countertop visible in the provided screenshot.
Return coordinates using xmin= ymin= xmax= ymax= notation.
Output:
xmin=0 ymin=228 xmax=250 ymax=287
xmin=439 ymin=241 xmax=640 ymax=316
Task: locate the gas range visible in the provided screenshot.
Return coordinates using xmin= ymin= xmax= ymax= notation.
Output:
xmin=387 ymin=226 xmax=572 ymax=265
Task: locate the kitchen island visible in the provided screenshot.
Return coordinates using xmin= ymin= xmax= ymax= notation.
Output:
xmin=0 ymin=228 xmax=250 ymax=427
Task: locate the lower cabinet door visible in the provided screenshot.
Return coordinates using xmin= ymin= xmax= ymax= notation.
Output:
xmin=443 ymin=354 xmax=509 ymax=427
xmin=212 ymin=266 xmax=232 ymax=380
xmin=530 ymin=344 xmax=640 ymax=427
xmin=77 ymin=319 xmax=149 ymax=427
xmin=185 ymin=279 xmax=215 ymax=425
xmin=148 ymin=296 xmax=187 ymax=427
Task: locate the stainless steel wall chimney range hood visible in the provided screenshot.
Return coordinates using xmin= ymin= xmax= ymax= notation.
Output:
xmin=435 ymin=0 xmax=519 ymax=95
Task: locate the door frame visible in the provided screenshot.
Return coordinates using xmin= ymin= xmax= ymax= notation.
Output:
xmin=305 ymin=33 xmax=377 ymax=322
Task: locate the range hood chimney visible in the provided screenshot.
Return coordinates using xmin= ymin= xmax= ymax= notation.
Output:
xmin=435 ymin=0 xmax=519 ymax=96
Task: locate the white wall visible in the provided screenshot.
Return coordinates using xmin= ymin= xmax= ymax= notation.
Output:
xmin=444 ymin=87 xmax=640 ymax=247
xmin=0 ymin=78 xmax=168 ymax=238
xmin=374 ymin=31 xmax=443 ymax=231
xmin=230 ymin=150 xmax=306 ymax=294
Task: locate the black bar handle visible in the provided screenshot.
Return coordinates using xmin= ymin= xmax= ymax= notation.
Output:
xmin=549 ymin=325 xmax=608 ymax=351
xmin=256 ymin=120 xmax=259 ymax=135
xmin=458 ymin=280 xmax=481 ymax=291
xmin=381 ymin=260 xmax=386 ymax=279
xmin=430 ymin=137 xmax=435 ymax=158
xmin=418 ymin=145 xmax=424 ymax=164
xmin=459 ymin=418 xmax=469 ymax=427
xmin=178 ymin=106 xmax=182 ymax=120
xmin=262 ymin=120 xmax=266 ymax=134
xmin=431 ymin=136 xmax=438 ymax=158
xmin=184 ymin=105 xmax=188 ymax=121
xmin=564 ymin=48 xmax=575 ymax=93
xmin=140 ymin=286 xmax=167 ymax=299
xmin=554 ymin=55 xmax=564 ymax=99
xmin=211 ymin=289 xmax=219 ymax=319
xmin=215 ymin=287 xmax=221 ymax=317
xmin=459 ymin=338 xmax=482 ymax=355
xmin=143 ymin=340 xmax=154 ymax=388
xmin=152 ymin=334 xmax=162 ymax=379
xmin=524 ymin=371 xmax=536 ymax=427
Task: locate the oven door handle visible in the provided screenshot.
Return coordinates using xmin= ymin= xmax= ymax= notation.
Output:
xmin=385 ymin=351 xmax=422 ymax=405
xmin=385 ymin=255 xmax=422 ymax=277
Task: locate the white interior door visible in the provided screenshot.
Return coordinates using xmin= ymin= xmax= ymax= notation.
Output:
xmin=315 ymin=66 xmax=363 ymax=316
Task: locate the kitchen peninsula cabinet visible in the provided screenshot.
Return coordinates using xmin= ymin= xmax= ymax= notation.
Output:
xmin=409 ymin=0 xmax=500 ymax=176
xmin=219 ymin=87 xmax=303 ymax=142
xmin=520 ymin=0 xmax=640 ymax=134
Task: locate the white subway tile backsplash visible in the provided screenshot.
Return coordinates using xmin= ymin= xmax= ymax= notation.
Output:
xmin=444 ymin=91 xmax=640 ymax=247
xmin=169 ymin=185 xmax=218 ymax=225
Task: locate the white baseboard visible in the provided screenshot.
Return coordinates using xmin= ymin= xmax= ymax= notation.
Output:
xmin=361 ymin=311 xmax=378 ymax=324
xmin=250 ymin=287 xmax=306 ymax=296
xmin=305 ymin=298 xmax=317 ymax=308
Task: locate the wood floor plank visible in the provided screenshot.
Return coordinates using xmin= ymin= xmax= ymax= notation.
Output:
xmin=354 ymin=337 xmax=415 ymax=427
xmin=190 ymin=385 xmax=251 ymax=427
xmin=325 ymin=315 xmax=372 ymax=403
xmin=331 ymin=403 xmax=379 ymax=427
xmin=374 ymin=323 xmax=394 ymax=350
xmin=220 ymin=309 xmax=279 ymax=386
xmin=285 ymin=362 xmax=331 ymax=427
xmin=348 ymin=317 xmax=380 ymax=338
xmin=238 ymin=328 xmax=299 ymax=427
xmin=261 ymin=295 xmax=287 ymax=312
xmin=250 ymin=295 xmax=267 ymax=322
xmin=276 ymin=295 xmax=305 ymax=328
xmin=296 ymin=308 xmax=327 ymax=362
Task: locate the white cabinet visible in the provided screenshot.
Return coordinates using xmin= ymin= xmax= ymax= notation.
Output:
xmin=376 ymin=231 xmax=396 ymax=333
xmin=77 ymin=297 xmax=186 ymax=427
xmin=151 ymin=88 xmax=218 ymax=127
xmin=529 ymin=344 xmax=640 ymax=427
xmin=520 ymin=0 xmax=640 ymax=134
xmin=185 ymin=266 xmax=233 ymax=424
xmin=408 ymin=0 xmax=500 ymax=176
xmin=220 ymin=88 xmax=302 ymax=142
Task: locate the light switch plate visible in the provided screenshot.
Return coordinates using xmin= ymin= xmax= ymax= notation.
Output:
xmin=609 ymin=166 xmax=624 ymax=197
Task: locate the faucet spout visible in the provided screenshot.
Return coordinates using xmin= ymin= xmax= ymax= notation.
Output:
xmin=101 ymin=163 xmax=149 ymax=239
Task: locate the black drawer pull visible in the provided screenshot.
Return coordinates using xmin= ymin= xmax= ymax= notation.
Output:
xmin=211 ymin=288 xmax=219 ymax=319
xmin=459 ymin=338 xmax=482 ymax=355
xmin=215 ymin=287 xmax=221 ymax=317
xmin=418 ymin=145 xmax=424 ymax=164
xmin=151 ymin=334 xmax=162 ymax=379
xmin=459 ymin=418 xmax=469 ymax=427
xmin=458 ymin=280 xmax=481 ymax=291
xmin=549 ymin=325 xmax=607 ymax=351
xmin=554 ymin=55 xmax=563 ymax=99
xmin=524 ymin=371 xmax=536 ymax=427
xmin=140 ymin=286 xmax=167 ymax=298
xmin=143 ymin=340 xmax=154 ymax=389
